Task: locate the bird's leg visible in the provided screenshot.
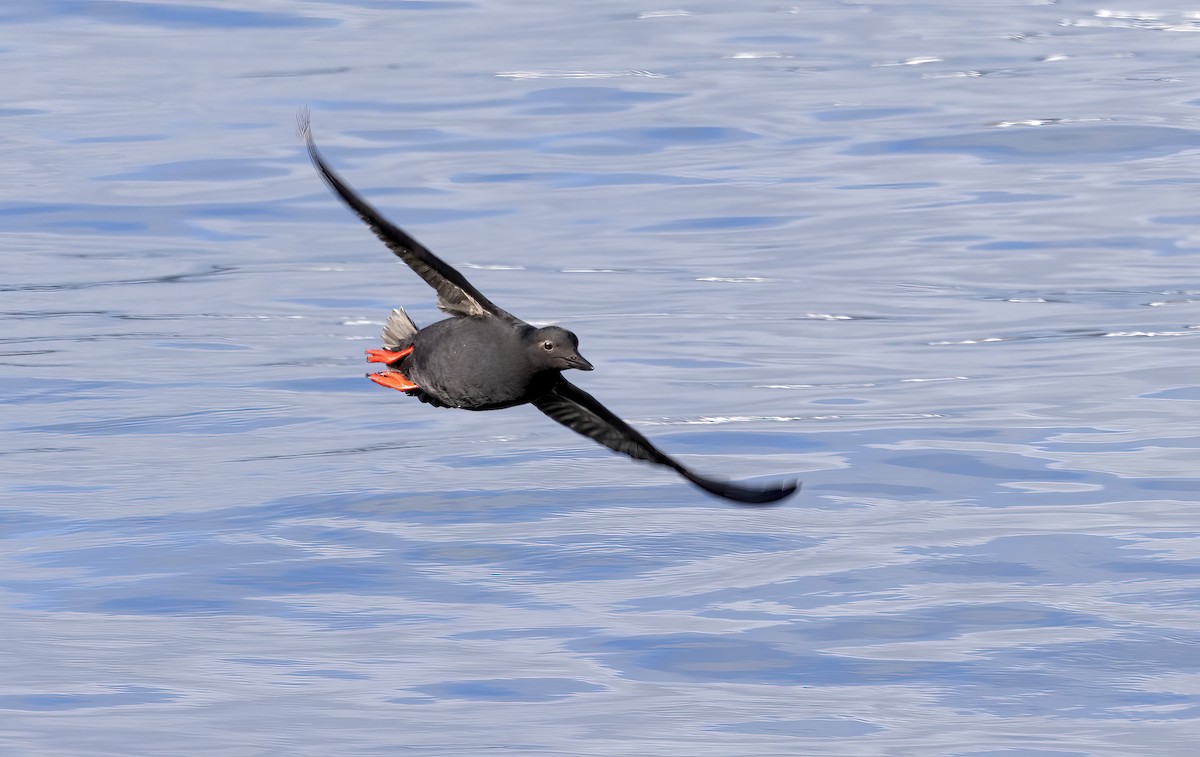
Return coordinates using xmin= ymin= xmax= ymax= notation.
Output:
xmin=365 ymin=345 xmax=418 ymax=392
xmin=369 ymin=371 xmax=419 ymax=392
xmin=365 ymin=345 xmax=413 ymax=364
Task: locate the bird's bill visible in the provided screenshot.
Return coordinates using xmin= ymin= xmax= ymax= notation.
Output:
xmin=565 ymin=353 xmax=594 ymax=371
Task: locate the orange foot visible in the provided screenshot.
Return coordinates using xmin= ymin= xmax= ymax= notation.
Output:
xmin=366 ymin=346 xmax=413 ymax=364
xmin=369 ymin=371 xmax=419 ymax=392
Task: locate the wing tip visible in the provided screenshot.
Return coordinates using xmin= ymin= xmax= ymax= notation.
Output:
xmin=732 ymin=477 xmax=801 ymax=507
xmin=297 ymin=106 xmax=313 ymax=146
xmin=297 ymin=107 xmax=329 ymax=177
xmin=686 ymin=472 xmax=801 ymax=506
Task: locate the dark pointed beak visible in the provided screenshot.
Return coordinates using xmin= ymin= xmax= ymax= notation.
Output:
xmin=566 ymin=353 xmax=594 ymax=371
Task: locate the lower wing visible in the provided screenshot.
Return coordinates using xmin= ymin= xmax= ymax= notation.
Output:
xmin=532 ymin=378 xmax=799 ymax=505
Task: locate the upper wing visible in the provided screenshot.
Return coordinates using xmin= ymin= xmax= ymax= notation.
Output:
xmin=300 ymin=111 xmax=507 ymax=319
xmin=533 ymin=378 xmax=798 ymax=505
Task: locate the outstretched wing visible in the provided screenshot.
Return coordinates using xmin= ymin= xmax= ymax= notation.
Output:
xmin=300 ymin=111 xmax=508 ymax=319
xmin=533 ymin=378 xmax=798 ymax=505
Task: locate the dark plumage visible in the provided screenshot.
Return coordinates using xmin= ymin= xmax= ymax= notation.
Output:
xmin=301 ymin=114 xmax=798 ymax=505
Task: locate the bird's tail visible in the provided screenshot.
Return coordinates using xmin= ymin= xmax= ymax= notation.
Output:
xmin=381 ymin=307 xmax=419 ymax=350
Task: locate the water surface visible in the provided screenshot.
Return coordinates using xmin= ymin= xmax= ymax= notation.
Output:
xmin=4 ymin=1 xmax=1200 ymax=754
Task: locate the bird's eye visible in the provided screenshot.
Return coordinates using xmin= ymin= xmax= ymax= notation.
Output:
xmin=542 ymin=340 xmax=554 ymax=351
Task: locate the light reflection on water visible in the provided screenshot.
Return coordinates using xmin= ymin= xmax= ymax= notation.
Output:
xmin=3 ymin=0 xmax=1200 ymax=754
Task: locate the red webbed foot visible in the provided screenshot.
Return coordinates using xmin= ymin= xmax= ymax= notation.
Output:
xmin=366 ymin=346 xmax=413 ymax=364
xmin=369 ymin=371 xmax=419 ymax=392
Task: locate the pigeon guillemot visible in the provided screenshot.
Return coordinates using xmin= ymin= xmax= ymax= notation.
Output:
xmin=301 ymin=115 xmax=798 ymax=505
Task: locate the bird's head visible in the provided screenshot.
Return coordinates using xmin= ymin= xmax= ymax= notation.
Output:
xmin=529 ymin=325 xmax=593 ymax=372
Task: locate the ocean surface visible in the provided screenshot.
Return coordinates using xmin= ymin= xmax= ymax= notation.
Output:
xmin=4 ymin=1 xmax=1200 ymax=754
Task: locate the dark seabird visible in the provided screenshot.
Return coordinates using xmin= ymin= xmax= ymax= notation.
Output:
xmin=301 ymin=115 xmax=798 ymax=505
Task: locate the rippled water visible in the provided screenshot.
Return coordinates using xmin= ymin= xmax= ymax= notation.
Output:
xmin=5 ymin=1 xmax=1200 ymax=754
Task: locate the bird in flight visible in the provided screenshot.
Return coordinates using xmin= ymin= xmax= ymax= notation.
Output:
xmin=301 ymin=114 xmax=798 ymax=505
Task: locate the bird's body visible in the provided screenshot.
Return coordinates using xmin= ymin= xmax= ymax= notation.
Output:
xmin=380 ymin=314 xmax=572 ymax=411
xmin=302 ymin=113 xmax=798 ymax=505
xmin=406 ymin=318 xmax=545 ymax=410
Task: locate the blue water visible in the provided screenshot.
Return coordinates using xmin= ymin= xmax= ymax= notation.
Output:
xmin=4 ymin=1 xmax=1200 ymax=754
